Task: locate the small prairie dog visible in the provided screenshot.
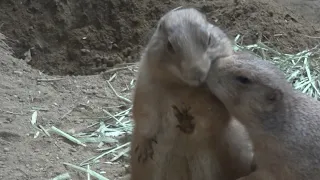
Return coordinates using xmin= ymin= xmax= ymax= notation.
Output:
xmin=206 ymin=51 xmax=320 ymax=180
xmin=130 ymin=7 xmax=253 ymax=180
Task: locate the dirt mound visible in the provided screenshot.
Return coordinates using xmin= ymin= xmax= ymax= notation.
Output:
xmin=275 ymin=0 xmax=320 ymax=24
xmin=0 ymin=0 xmax=319 ymax=76
xmin=0 ymin=33 xmax=132 ymax=179
xmin=203 ymin=0 xmax=320 ymax=53
xmin=0 ymin=0 xmax=179 ymax=75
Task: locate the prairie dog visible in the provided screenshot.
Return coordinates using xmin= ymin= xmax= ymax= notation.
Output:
xmin=206 ymin=51 xmax=320 ymax=180
xmin=130 ymin=7 xmax=253 ymax=180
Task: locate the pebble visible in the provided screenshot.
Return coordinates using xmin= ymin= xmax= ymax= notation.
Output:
xmin=122 ymin=47 xmax=132 ymax=57
xmin=3 ymin=147 xmax=9 ymax=152
xmin=80 ymin=49 xmax=90 ymax=53
xmin=13 ymin=71 xmax=23 ymax=76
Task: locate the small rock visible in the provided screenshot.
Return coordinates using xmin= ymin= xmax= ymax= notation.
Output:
xmin=106 ymin=59 xmax=115 ymax=67
xmin=67 ymin=129 xmax=76 ymax=134
xmin=124 ymin=164 xmax=130 ymax=173
xmin=3 ymin=148 xmax=9 ymax=152
xmin=115 ymin=56 xmax=123 ymax=64
xmin=4 ymin=117 xmax=12 ymax=123
xmin=80 ymin=49 xmax=90 ymax=54
xmin=23 ymin=49 xmax=32 ymax=63
xmin=127 ymin=56 xmax=133 ymax=62
xmin=34 ymin=148 xmax=40 ymax=152
xmin=112 ymin=43 xmax=119 ymax=49
xmin=122 ymin=47 xmax=132 ymax=57
xmin=13 ymin=71 xmax=23 ymax=76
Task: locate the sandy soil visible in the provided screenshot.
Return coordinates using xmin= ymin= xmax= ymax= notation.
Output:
xmin=0 ymin=0 xmax=319 ymax=179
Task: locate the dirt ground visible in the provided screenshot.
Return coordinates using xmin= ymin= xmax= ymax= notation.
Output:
xmin=0 ymin=0 xmax=319 ymax=179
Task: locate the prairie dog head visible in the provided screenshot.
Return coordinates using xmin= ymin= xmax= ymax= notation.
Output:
xmin=146 ymin=7 xmax=233 ymax=86
xmin=206 ymin=52 xmax=290 ymax=121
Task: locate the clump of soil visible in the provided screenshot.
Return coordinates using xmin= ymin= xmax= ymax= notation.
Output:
xmin=0 ymin=0 xmax=319 ymax=76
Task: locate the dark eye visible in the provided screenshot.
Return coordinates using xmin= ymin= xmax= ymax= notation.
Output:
xmin=207 ymin=35 xmax=212 ymax=45
xmin=235 ymin=76 xmax=251 ymax=84
xmin=167 ymin=41 xmax=175 ymax=53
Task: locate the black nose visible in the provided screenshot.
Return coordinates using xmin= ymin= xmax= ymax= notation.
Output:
xmin=191 ymin=68 xmax=206 ymax=81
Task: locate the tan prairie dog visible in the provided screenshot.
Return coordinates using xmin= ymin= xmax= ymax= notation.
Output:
xmin=130 ymin=7 xmax=253 ymax=180
xmin=206 ymin=51 xmax=320 ymax=180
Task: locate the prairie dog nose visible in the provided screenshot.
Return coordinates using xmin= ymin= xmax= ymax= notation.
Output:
xmin=190 ymin=67 xmax=207 ymax=82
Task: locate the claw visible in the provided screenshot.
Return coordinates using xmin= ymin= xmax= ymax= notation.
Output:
xmin=152 ymin=138 xmax=158 ymax=144
xmin=135 ymin=137 xmax=157 ymax=163
xmin=134 ymin=145 xmax=139 ymax=153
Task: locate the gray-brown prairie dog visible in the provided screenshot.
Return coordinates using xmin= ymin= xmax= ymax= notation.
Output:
xmin=206 ymin=51 xmax=320 ymax=180
xmin=130 ymin=7 xmax=253 ymax=180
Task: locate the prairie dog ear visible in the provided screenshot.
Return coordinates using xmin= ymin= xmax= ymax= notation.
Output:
xmin=157 ymin=17 xmax=171 ymax=36
xmin=157 ymin=18 xmax=165 ymax=32
xmin=157 ymin=7 xmax=182 ymax=34
xmin=265 ymin=88 xmax=283 ymax=103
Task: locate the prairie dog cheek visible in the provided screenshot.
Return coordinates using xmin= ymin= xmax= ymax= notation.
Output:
xmin=167 ymin=65 xmax=184 ymax=81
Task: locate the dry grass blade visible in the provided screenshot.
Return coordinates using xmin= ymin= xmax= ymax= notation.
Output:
xmin=50 ymin=126 xmax=87 ymax=147
xmin=29 ymin=110 xmax=42 ymax=138
xmin=110 ymin=146 xmax=131 ymax=162
xmin=77 ymin=136 xmax=118 ymax=144
xmin=81 ymin=142 xmax=130 ymax=165
xmin=0 ymin=108 xmax=24 ymax=115
xmin=63 ymin=162 xmax=110 ymax=180
xmin=87 ymin=164 xmax=91 ymax=180
xmin=234 ymin=34 xmax=320 ymax=99
xmin=37 ymin=78 xmax=65 ymax=82
xmin=38 ymin=124 xmax=51 ymax=137
xmin=31 ymin=111 xmax=38 ymax=125
xmin=102 ymin=65 xmax=136 ymax=75
xmin=106 ymin=80 xmax=131 ymax=103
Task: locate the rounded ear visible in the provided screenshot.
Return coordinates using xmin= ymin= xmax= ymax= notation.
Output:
xmin=157 ymin=18 xmax=165 ymax=32
xmin=265 ymin=88 xmax=283 ymax=103
xmin=157 ymin=18 xmax=170 ymax=37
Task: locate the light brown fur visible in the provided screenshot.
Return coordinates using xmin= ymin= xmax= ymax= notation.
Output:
xmin=206 ymin=51 xmax=320 ymax=180
xmin=130 ymin=7 xmax=253 ymax=180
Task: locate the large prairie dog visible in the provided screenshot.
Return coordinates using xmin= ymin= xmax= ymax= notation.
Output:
xmin=130 ymin=7 xmax=253 ymax=180
xmin=206 ymin=51 xmax=320 ymax=180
